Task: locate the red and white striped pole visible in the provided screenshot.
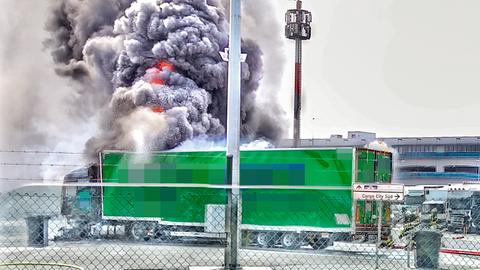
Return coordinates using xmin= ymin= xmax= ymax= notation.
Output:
xmin=293 ymin=0 xmax=303 ymax=148
xmin=286 ymin=0 xmax=311 ymax=147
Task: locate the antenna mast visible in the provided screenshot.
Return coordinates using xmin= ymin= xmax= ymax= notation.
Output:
xmin=285 ymin=0 xmax=312 ymax=147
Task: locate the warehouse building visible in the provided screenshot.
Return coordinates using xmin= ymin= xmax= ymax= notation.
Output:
xmin=280 ymin=131 xmax=480 ymax=185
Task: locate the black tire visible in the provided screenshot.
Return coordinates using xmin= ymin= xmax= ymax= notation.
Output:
xmin=154 ymin=229 xmax=169 ymax=242
xmin=281 ymin=233 xmax=301 ymax=249
xmin=129 ymin=222 xmax=152 ymax=241
xmin=256 ymin=232 xmax=272 ymax=248
xmin=310 ymin=237 xmax=329 ymax=250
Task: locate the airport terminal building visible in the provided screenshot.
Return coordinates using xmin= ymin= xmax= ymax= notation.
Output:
xmin=281 ymin=131 xmax=480 ymax=185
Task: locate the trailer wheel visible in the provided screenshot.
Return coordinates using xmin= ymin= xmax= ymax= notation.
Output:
xmin=281 ymin=233 xmax=300 ymax=249
xmin=130 ymin=222 xmax=152 ymax=241
xmin=154 ymin=229 xmax=168 ymax=242
xmin=310 ymin=237 xmax=329 ymax=250
xmin=256 ymin=232 xmax=271 ymax=248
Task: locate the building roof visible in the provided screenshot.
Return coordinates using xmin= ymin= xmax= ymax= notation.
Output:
xmin=279 ymin=131 xmax=480 ymax=148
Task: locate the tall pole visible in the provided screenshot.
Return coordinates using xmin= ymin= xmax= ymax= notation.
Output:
xmin=285 ymin=0 xmax=311 ymax=148
xmin=225 ymin=0 xmax=241 ymax=269
xmin=293 ymin=0 xmax=303 ymax=148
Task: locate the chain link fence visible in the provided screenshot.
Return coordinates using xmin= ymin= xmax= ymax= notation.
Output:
xmin=1 ymin=186 xmax=480 ymax=270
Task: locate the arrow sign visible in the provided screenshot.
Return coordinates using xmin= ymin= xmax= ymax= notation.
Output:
xmin=353 ymin=184 xmax=405 ymax=202
xmin=353 ymin=191 xmax=404 ymax=202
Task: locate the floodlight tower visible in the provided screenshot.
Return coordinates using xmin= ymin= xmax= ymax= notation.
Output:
xmin=285 ymin=0 xmax=312 ymax=148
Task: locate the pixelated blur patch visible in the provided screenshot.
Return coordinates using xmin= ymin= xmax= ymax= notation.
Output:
xmin=240 ymin=164 xmax=305 ymax=185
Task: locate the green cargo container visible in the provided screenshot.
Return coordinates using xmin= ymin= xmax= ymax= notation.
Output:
xmin=101 ymin=148 xmax=392 ymax=233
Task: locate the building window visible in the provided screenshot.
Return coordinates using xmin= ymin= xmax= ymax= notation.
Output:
xmin=399 ymin=166 xmax=436 ymax=172
xmin=395 ymin=145 xmax=437 ymax=153
xmin=444 ymin=166 xmax=479 ymax=174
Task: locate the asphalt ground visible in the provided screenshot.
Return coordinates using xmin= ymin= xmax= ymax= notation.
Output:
xmin=1 ymin=221 xmax=480 ymax=270
xmin=1 ymin=239 xmax=479 ymax=270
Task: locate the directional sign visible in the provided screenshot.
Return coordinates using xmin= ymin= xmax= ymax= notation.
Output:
xmin=353 ymin=184 xmax=404 ymax=193
xmin=353 ymin=184 xmax=404 ymax=202
xmin=353 ymin=191 xmax=404 ymax=202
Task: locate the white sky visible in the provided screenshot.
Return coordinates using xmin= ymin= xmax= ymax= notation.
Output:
xmin=273 ymin=0 xmax=480 ymax=139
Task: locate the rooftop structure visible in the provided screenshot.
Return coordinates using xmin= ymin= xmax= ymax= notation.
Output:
xmin=279 ymin=132 xmax=480 ymax=185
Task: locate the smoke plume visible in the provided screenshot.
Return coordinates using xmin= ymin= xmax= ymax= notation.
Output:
xmin=0 ymin=0 xmax=96 ymax=192
xmin=45 ymin=0 xmax=287 ymax=158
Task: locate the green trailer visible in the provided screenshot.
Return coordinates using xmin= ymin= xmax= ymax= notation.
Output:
xmin=97 ymin=147 xmax=392 ymax=248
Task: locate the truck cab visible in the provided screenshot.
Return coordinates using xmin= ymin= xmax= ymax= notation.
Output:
xmin=58 ymin=164 xmax=102 ymax=240
xmin=420 ymin=187 xmax=448 ymax=228
xmin=421 ymin=201 xmax=446 ymax=228
xmin=446 ymin=187 xmax=480 ymax=234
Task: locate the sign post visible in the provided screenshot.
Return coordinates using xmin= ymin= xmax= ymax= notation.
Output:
xmin=375 ymin=201 xmax=383 ymax=270
xmin=353 ymin=184 xmax=404 ymax=270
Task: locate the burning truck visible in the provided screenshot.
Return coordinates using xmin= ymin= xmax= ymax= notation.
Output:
xmin=56 ymin=148 xmax=393 ymax=249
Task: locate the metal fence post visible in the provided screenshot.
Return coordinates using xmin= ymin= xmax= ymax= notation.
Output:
xmin=376 ymin=201 xmax=383 ymax=270
xmin=407 ymin=241 xmax=411 ymax=268
xmin=225 ymin=0 xmax=242 ymax=268
xmin=225 ymin=155 xmax=240 ymax=270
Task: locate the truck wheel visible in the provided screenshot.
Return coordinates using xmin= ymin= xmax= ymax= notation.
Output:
xmin=310 ymin=237 xmax=329 ymax=250
xmin=154 ymin=229 xmax=168 ymax=242
xmin=281 ymin=233 xmax=300 ymax=249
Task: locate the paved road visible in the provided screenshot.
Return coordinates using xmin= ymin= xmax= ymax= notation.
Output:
xmin=1 ymin=221 xmax=480 ymax=270
xmin=2 ymin=240 xmax=479 ymax=270
xmin=442 ymin=232 xmax=480 ymax=251
xmin=0 ymin=241 xmax=410 ymax=270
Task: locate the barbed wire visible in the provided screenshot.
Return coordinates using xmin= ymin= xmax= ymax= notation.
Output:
xmin=0 ymin=150 xmax=84 ymax=155
xmin=0 ymin=163 xmax=82 ymax=167
xmin=0 ymin=177 xmax=79 ymax=182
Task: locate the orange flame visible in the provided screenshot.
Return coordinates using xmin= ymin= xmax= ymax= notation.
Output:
xmin=149 ymin=77 xmax=165 ymax=85
xmin=156 ymin=60 xmax=174 ymax=72
xmin=151 ymin=106 xmax=165 ymax=113
xmin=147 ymin=60 xmax=174 ymax=85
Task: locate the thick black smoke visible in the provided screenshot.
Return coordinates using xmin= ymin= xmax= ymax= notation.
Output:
xmin=46 ymin=0 xmax=285 ymax=158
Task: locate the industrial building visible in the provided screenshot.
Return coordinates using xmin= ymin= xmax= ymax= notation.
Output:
xmin=280 ymin=131 xmax=480 ymax=185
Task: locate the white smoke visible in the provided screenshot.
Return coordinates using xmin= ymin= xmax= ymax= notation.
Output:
xmin=241 ymin=139 xmax=274 ymax=150
xmin=365 ymin=140 xmax=392 ymax=152
xmin=0 ymin=0 xmax=96 ymax=192
xmin=175 ymin=136 xmax=273 ymax=152
xmin=118 ymin=107 xmax=168 ymax=152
